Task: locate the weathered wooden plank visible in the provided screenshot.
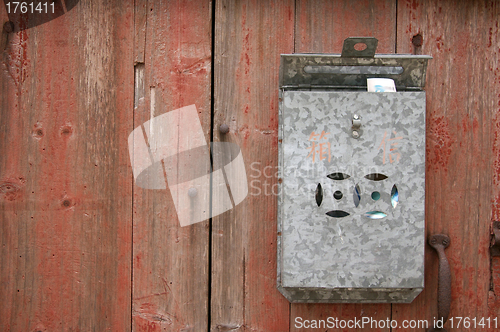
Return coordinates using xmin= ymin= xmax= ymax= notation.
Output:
xmin=134 ymin=0 xmax=148 ymax=64
xmin=289 ymin=1 xmax=395 ymax=331
xmin=295 ymin=0 xmax=396 ymax=54
xmin=0 ymin=2 xmax=134 ymax=331
xmin=131 ymin=0 xmax=212 ymax=331
xmin=395 ymin=1 xmax=499 ymax=331
xmin=211 ymin=1 xmax=294 ymax=330
xmin=488 ymin=1 xmax=500 ymax=328
xmin=290 ymin=304 xmax=392 ymax=331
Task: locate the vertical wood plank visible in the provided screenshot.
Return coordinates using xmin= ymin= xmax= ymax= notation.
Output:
xmin=295 ymin=0 xmax=396 ymax=53
xmin=290 ymin=1 xmax=395 ymax=331
xmin=134 ymin=0 xmax=148 ymax=65
xmin=484 ymin=1 xmax=500 ymax=328
xmin=131 ymin=1 xmax=212 ymax=331
xmin=211 ymin=1 xmax=294 ymax=330
xmin=395 ymin=1 xmax=500 ymax=331
xmin=0 ymin=2 xmax=134 ymax=331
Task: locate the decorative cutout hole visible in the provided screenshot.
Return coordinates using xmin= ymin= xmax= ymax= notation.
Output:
xmin=353 ymin=184 xmax=361 ymax=207
xmin=391 ymin=184 xmax=399 ymax=208
xmin=365 ymin=211 xmax=387 ymax=219
xmin=327 ymin=172 xmax=350 ymax=180
xmin=371 ymin=191 xmax=381 ymax=201
xmin=333 ymin=190 xmax=343 ymax=200
xmin=315 ymin=183 xmax=323 ymax=207
xmin=365 ymin=173 xmax=388 ymax=181
xmin=354 ymin=42 xmax=368 ymax=51
xmin=326 ymin=210 xmax=350 ymax=218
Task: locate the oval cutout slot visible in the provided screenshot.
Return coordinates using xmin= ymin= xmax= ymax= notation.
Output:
xmin=353 ymin=184 xmax=361 ymax=207
xmin=365 ymin=173 xmax=388 ymax=181
xmin=391 ymin=184 xmax=399 ymax=208
xmin=327 ymin=172 xmax=351 ymax=180
xmin=365 ymin=211 xmax=387 ymax=219
xmin=304 ymin=65 xmax=404 ymax=75
xmin=354 ymin=42 xmax=367 ymax=51
xmin=315 ymin=183 xmax=323 ymax=207
xmin=326 ymin=210 xmax=350 ymax=218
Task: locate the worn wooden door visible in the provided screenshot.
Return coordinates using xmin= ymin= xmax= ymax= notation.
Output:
xmin=1 ymin=0 xmax=499 ymax=331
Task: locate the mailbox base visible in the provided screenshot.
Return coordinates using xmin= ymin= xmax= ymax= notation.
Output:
xmin=278 ymin=286 xmax=423 ymax=303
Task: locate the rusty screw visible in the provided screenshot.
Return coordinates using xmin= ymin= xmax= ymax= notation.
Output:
xmin=3 ymin=21 xmax=14 ymax=34
xmin=219 ymin=124 xmax=229 ymax=134
xmin=412 ymin=34 xmax=423 ymax=47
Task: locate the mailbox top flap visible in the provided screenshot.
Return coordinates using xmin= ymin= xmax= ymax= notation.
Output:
xmin=280 ymin=37 xmax=432 ymax=90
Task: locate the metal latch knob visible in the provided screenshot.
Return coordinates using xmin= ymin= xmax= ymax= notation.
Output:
xmin=352 ymin=114 xmax=361 ymax=138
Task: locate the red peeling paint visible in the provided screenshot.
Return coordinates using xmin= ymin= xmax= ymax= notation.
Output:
xmin=427 ymin=115 xmax=454 ymax=172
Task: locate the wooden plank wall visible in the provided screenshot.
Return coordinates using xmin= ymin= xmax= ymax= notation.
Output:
xmin=395 ymin=1 xmax=500 ymax=331
xmin=211 ymin=1 xmax=294 ymax=330
xmin=131 ymin=1 xmax=212 ymax=331
xmin=1 ymin=0 xmax=500 ymax=331
xmin=0 ymin=1 xmax=134 ymax=331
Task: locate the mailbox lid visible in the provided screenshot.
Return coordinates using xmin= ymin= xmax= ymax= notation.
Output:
xmin=279 ymin=53 xmax=432 ymax=90
xmin=277 ymin=90 xmax=425 ymax=303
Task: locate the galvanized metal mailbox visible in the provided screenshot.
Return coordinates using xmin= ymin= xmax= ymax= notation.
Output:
xmin=277 ymin=38 xmax=431 ymax=303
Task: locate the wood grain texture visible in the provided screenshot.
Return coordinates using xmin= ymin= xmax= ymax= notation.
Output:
xmin=2 ymin=2 xmax=499 ymax=331
xmin=0 ymin=2 xmax=134 ymax=331
xmin=290 ymin=1 xmax=396 ymax=331
xmin=488 ymin=1 xmax=500 ymax=328
xmin=395 ymin=1 xmax=500 ymax=331
xmin=211 ymin=1 xmax=294 ymax=330
xmin=134 ymin=0 xmax=148 ymax=65
xmin=295 ymin=0 xmax=396 ymax=54
xmin=131 ymin=0 xmax=212 ymax=331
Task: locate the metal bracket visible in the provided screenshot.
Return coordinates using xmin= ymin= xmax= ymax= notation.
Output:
xmin=351 ymin=114 xmax=361 ymax=138
xmin=491 ymin=221 xmax=500 ymax=256
xmin=428 ymin=234 xmax=451 ymax=332
xmin=341 ymin=37 xmax=378 ymax=58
